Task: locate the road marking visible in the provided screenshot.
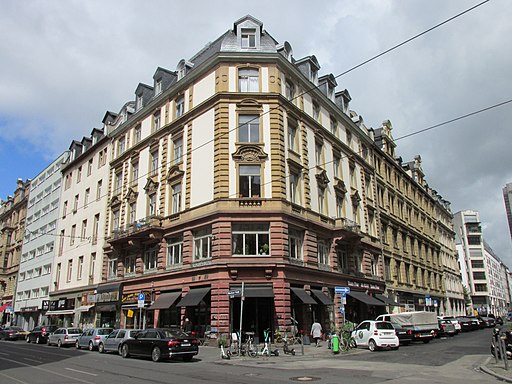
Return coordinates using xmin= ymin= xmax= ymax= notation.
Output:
xmin=65 ymin=368 xmax=98 ymax=377
xmin=0 ymin=351 xmax=9 ymax=356
xmin=0 ymin=356 xmax=95 ymax=384
xmin=24 ymin=357 xmax=43 ymax=363
xmin=0 ymin=372 xmax=29 ymax=384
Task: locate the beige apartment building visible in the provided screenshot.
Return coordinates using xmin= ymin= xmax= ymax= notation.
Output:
xmin=0 ymin=178 xmax=30 ymax=324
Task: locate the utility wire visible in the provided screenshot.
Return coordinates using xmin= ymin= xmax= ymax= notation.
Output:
xmin=42 ymin=0 xmax=491 ymax=219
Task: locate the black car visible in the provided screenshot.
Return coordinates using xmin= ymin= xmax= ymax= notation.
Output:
xmin=0 ymin=326 xmax=29 ymax=340
xmin=120 ymin=328 xmax=199 ymax=362
xmin=456 ymin=317 xmax=479 ymax=332
xmin=390 ymin=323 xmax=412 ymax=345
xmin=26 ymin=325 xmax=58 ymax=344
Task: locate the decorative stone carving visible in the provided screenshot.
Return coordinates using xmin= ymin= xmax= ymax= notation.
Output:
xmin=232 ymin=144 xmax=268 ymax=163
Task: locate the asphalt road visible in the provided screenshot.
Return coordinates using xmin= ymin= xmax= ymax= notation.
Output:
xmin=0 ymin=328 xmax=498 ymax=384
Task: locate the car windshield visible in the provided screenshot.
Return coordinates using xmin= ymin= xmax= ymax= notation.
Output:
xmin=68 ymin=329 xmax=81 ymax=334
xmin=375 ymin=322 xmax=394 ymax=330
xmin=97 ymin=329 xmax=114 ymax=335
xmin=161 ymin=329 xmax=189 ymax=338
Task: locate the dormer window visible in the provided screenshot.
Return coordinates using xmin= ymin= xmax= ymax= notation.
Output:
xmin=241 ymin=28 xmax=256 ymax=48
xmin=155 ymin=79 xmax=162 ymax=95
xmin=311 ymin=69 xmax=318 ymax=85
xmin=136 ymin=95 xmax=143 ymax=111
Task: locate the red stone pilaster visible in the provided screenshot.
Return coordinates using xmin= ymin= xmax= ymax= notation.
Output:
xmin=273 ymin=280 xmax=291 ymax=332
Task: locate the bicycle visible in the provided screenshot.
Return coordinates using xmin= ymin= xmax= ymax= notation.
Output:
xmin=340 ymin=331 xmax=357 ymax=351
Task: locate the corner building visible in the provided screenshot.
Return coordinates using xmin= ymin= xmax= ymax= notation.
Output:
xmin=102 ymin=16 xmax=451 ymax=340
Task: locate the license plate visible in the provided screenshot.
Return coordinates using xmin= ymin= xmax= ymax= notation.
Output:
xmin=181 ymin=343 xmax=190 ymax=347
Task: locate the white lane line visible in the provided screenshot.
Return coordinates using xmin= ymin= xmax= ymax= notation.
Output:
xmin=0 ymin=356 xmax=95 ymax=384
xmin=65 ymin=368 xmax=98 ymax=377
xmin=0 ymin=351 xmax=9 ymax=356
xmin=0 ymin=372 xmax=30 ymax=384
xmin=24 ymin=357 xmax=43 ymax=363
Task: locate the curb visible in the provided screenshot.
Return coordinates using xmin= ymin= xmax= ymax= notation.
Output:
xmin=479 ymin=365 xmax=512 ymax=383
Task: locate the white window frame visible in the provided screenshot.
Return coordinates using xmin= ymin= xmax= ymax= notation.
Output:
xmin=239 ymin=115 xmax=260 ymax=143
xmin=167 ymin=237 xmax=183 ymax=266
xmin=232 ymin=223 xmax=270 ymax=256
xmin=288 ymin=229 xmax=303 ymax=260
xmin=193 ymin=228 xmax=212 ymax=261
xmin=238 ymin=68 xmax=259 ymax=92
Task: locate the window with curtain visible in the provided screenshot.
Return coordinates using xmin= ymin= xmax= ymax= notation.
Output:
xmin=238 ymin=68 xmax=259 ymax=92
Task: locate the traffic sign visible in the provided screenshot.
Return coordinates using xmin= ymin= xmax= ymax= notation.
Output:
xmin=335 ymin=286 xmax=350 ymax=294
xmin=227 ymin=290 xmax=241 ymax=295
xmin=138 ymin=293 xmax=145 ymax=301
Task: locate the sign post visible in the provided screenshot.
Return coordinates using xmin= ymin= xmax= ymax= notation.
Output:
xmin=335 ymin=287 xmax=350 ymax=326
xmin=138 ymin=293 xmax=145 ymax=329
xmin=239 ymin=282 xmax=245 ymax=356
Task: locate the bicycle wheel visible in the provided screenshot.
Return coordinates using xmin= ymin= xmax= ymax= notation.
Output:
xmin=349 ymin=337 xmax=357 ymax=349
xmin=340 ymin=338 xmax=349 ymax=351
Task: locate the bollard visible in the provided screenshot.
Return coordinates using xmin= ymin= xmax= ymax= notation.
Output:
xmin=331 ymin=333 xmax=340 ymax=354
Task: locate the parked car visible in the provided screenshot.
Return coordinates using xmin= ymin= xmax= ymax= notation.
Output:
xmin=48 ymin=328 xmax=82 ymax=347
xmin=76 ymin=328 xmax=114 ymax=351
xmin=480 ymin=316 xmax=496 ymax=328
xmin=457 ymin=317 xmax=479 ymax=332
xmin=468 ymin=316 xmax=486 ymax=329
xmin=98 ymin=329 xmax=140 ymax=354
xmin=437 ymin=320 xmax=456 ymax=337
xmin=390 ymin=323 xmax=412 ymax=346
xmin=0 ymin=326 xmax=29 ymax=341
xmin=120 ymin=328 xmax=199 ymax=362
xmin=496 ymin=316 xmax=504 ymax=326
xmin=438 ymin=316 xmax=461 ymax=333
xmin=351 ymin=320 xmax=399 ymax=352
xmin=26 ymin=325 xmax=58 ymax=344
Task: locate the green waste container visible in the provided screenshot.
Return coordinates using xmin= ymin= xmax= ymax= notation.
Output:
xmin=331 ymin=333 xmax=340 ymax=354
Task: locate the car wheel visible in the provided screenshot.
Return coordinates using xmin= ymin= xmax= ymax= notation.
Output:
xmin=118 ymin=345 xmax=123 ymax=355
xmin=47 ymin=338 xmax=51 ymax=346
xmin=98 ymin=343 xmax=104 ymax=353
xmin=36 ymin=336 xmax=40 ymax=344
xmin=76 ymin=340 xmax=80 ymax=349
xmin=121 ymin=344 xmax=130 ymax=358
xmin=57 ymin=339 xmax=62 ymax=348
xmin=88 ymin=341 xmax=94 ymax=351
xmin=368 ymin=339 xmax=377 ymax=352
xmin=182 ymin=355 xmax=193 ymax=362
xmin=151 ymin=347 xmax=161 ymax=362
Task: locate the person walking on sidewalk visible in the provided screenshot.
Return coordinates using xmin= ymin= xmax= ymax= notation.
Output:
xmin=311 ymin=320 xmax=322 ymax=347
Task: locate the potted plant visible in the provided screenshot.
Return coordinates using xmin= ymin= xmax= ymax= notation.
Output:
xmin=259 ymin=243 xmax=269 ymax=255
xmin=217 ymin=333 xmax=228 ymax=348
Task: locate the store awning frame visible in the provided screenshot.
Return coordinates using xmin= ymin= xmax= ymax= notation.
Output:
xmin=0 ymin=302 xmax=12 ymax=313
xmin=45 ymin=309 xmax=76 ymax=316
xmin=75 ymin=305 xmax=95 ymax=312
xmin=177 ymin=287 xmax=211 ymax=307
xmin=290 ymin=287 xmax=317 ymax=305
xmin=311 ymin=289 xmax=334 ymax=305
xmin=230 ymin=285 xmax=274 ymax=298
xmin=375 ymin=293 xmax=401 ymax=306
xmin=96 ymin=282 xmax=121 ymax=294
xmin=347 ymin=291 xmax=386 ymax=306
xmin=149 ymin=292 xmax=181 ymax=310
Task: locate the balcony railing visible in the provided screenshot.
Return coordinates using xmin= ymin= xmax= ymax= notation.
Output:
xmin=111 ymin=215 xmax=162 ymax=240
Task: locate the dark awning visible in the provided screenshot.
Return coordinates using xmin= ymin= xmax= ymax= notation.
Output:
xmin=290 ymin=287 xmax=317 ymax=304
xmin=149 ymin=292 xmax=181 ymax=310
xmin=177 ymin=287 xmax=211 ymax=307
xmin=375 ymin=293 xmax=401 ymax=306
xmin=311 ymin=289 xmax=334 ymax=305
xmin=231 ymin=285 xmax=274 ymax=298
xmin=95 ymin=303 xmax=118 ymax=312
xmin=347 ymin=291 xmax=386 ymax=306
xmin=96 ymin=282 xmax=122 ymax=294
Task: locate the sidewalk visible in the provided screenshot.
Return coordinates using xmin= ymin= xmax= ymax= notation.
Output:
xmin=480 ymin=357 xmax=512 ymax=383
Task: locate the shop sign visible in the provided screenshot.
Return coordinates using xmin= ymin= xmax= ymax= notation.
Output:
xmin=347 ymin=281 xmax=381 ymax=290
xmin=42 ymin=300 xmax=49 ymax=311
xmin=122 ymin=291 xmax=152 ymax=304
xmin=96 ymin=291 xmax=119 ymax=303
xmin=82 ymin=292 xmax=97 ymax=305
xmin=21 ymin=306 xmax=38 ymax=312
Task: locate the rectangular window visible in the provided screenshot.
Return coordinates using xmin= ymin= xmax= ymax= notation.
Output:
xmin=232 ymin=223 xmax=269 ymax=256
xmin=144 ymin=245 xmax=158 ymax=271
xmin=238 ymin=68 xmax=259 ymax=92
xmin=288 ymin=229 xmax=303 ymax=260
xmin=371 ymin=255 xmax=379 ymax=276
xmin=114 ymin=171 xmax=123 ymax=195
xmin=171 ymin=183 xmax=182 ymax=214
xmin=150 ymin=149 xmax=158 ymax=176
xmin=153 ymin=112 xmax=161 ymax=132
xmin=96 ymin=180 xmax=102 ymax=200
xmin=287 ymin=121 xmax=297 ymax=151
xmin=337 ymin=250 xmax=348 ymax=272
xmin=239 ymin=115 xmax=260 ymax=143
xmin=335 ymin=195 xmax=344 ymax=218
xmin=76 ymin=166 xmax=82 ymax=183
xmin=289 ymin=170 xmax=300 ymax=204
xmin=81 ymin=219 xmax=87 ymax=240
xmin=312 ymin=102 xmax=320 ymax=121
xmin=173 ymin=137 xmax=183 ymax=165
xmin=155 ymin=80 xmax=162 ymax=95
xmin=285 ymin=80 xmax=295 ymax=101
xmin=136 ymin=95 xmax=143 ymax=110
xmin=131 ymin=161 xmax=139 ymax=185
xmin=90 ymin=253 xmax=96 ymax=280
xmin=129 ymin=202 xmax=136 ymax=224
xmin=84 ymin=188 xmax=90 ymax=207
xmin=315 ymin=142 xmax=323 ymax=166
xmin=118 ymin=136 xmax=126 ymax=156
xmin=318 ymin=188 xmax=325 ymax=214
xmin=148 ymin=193 xmax=157 ymax=216
xmin=330 ymin=116 xmax=337 ymax=135
xmin=241 ymin=28 xmax=256 ymax=48
xmin=62 ymin=201 xmax=68 ymax=218
xmin=92 ymin=214 xmax=99 ymax=244
xmin=112 ymin=209 xmax=120 ymax=231
xmin=77 ymin=256 xmax=83 ymax=280
xmin=125 ymin=252 xmax=136 ymax=275
xmin=87 ymin=159 xmax=93 ymax=176
xmin=239 ymin=165 xmax=261 ymax=198
xmin=66 ymin=259 xmax=73 ymax=282
xmin=193 ymin=227 xmax=212 ymax=260
xmin=318 ymin=241 xmax=329 ymax=265
xmin=134 ymin=125 xmax=141 ymax=143
xmin=167 ymin=236 xmax=183 ymax=266
xmin=333 ymin=156 xmax=340 ymax=179
xmin=107 ymin=257 xmax=117 ymax=279
xmin=70 ymin=225 xmax=76 ymax=245
xmin=176 ymin=96 xmax=185 ymax=118
xmin=73 ymin=194 xmax=79 ymax=212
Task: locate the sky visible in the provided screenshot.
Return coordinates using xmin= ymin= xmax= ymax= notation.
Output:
xmin=1 ymin=0 xmax=511 ymax=266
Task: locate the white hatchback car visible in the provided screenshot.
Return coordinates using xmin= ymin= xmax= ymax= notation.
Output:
xmin=351 ymin=320 xmax=399 ymax=351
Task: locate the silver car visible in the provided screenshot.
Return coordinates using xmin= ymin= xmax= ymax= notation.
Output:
xmin=76 ymin=328 xmax=114 ymax=351
xmin=48 ymin=328 xmax=82 ymax=347
xmin=99 ymin=329 xmax=140 ymax=354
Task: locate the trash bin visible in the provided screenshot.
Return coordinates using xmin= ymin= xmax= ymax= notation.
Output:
xmin=331 ymin=333 xmax=340 ymax=354
xmin=302 ymin=335 xmax=310 ymax=345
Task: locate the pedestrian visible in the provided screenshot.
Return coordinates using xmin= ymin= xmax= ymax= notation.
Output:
xmin=183 ymin=317 xmax=193 ymax=334
xmin=310 ymin=320 xmax=322 ymax=347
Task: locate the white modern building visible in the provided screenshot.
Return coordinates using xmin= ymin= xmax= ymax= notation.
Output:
xmin=454 ymin=210 xmax=507 ymax=316
xmin=48 ymin=128 xmax=111 ymax=328
xmin=14 ymin=152 xmax=69 ymax=330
